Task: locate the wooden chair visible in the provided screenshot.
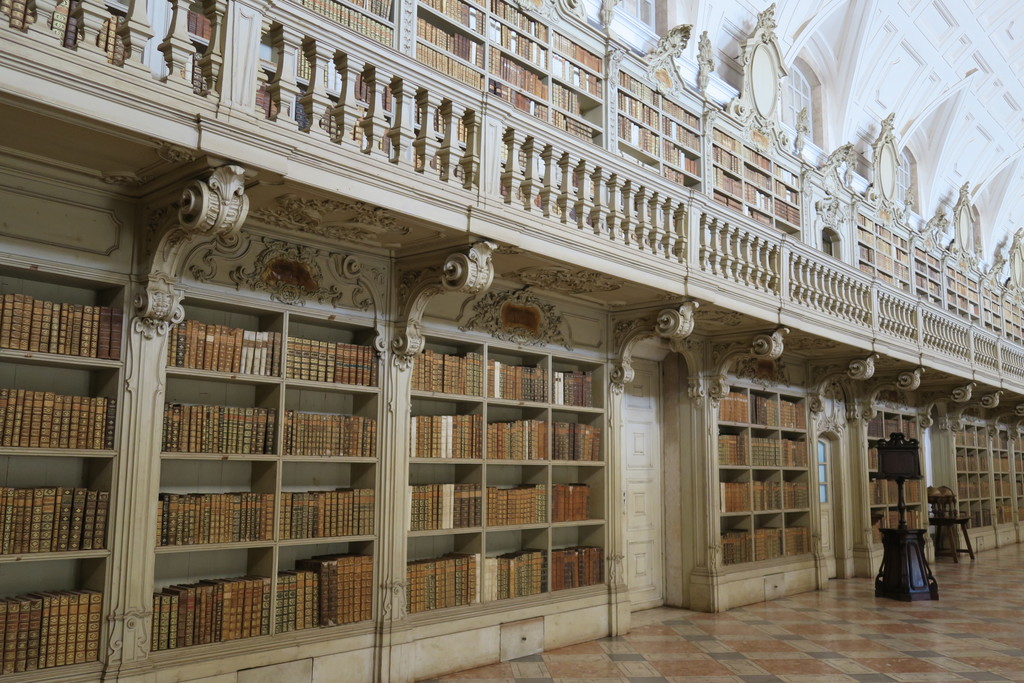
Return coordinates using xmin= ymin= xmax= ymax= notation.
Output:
xmin=928 ymin=486 xmax=975 ymax=562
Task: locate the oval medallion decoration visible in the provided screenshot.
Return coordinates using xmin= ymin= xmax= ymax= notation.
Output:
xmin=878 ymin=144 xmax=897 ymax=201
xmin=750 ymin=43 xmax=777 ymax=118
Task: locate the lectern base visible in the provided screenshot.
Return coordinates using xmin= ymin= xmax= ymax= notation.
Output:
xmin=875 ymin=528 xmax=938 ymax=601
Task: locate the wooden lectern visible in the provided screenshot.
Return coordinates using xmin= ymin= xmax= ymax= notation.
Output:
xmin=871 ymin=433 xmax=939 ymax=601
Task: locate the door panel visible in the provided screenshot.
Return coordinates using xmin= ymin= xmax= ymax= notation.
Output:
xmin=622 ymin=360 xmax=662 ymax=608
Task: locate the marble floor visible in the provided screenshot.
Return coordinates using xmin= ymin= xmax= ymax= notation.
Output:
xmin=424 ymin=544 xmax=1024 ymax=683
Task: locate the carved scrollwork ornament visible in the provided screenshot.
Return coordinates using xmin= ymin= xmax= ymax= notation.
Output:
xmin=751 ymin=327 xmax=788 ymax=359
xmin=708 ymin=375 xmax=729 ymax=405
xmin=381 ymin=580 xmax=408 ymax=620
xmin=394 ymin=241 xmax=496 ymax=365
xmin=847 ymin=354 xmax=879 ymax=381
xmin=688 ymin=378 xmax=706 ymax=402
xmin=951 ymin=382 xmax=976 ymax=403
xmin=610 ymin=302 xmax=698 ymax=392
xmin=606 ymin=552 xmax=624 ymax=585
xmin=980 ymin=391 xmax=1003 ymax=409
xmin=179 ymin=164 xmax=250 ymax=243
xmin=133 ymin=273 xmax=184 ymax=339
xmin=896 ymin=368 xmax=924 ymax=391
xmin=643 ymin=24 xmax=691 ymax=95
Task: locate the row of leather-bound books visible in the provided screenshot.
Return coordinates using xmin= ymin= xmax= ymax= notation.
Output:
xmin=0 ymin=590 xmax=102 ymax=674
xmin=0 ymin=390 xmax=116 ymax=450
xmin=411 ymin=349 xmax=484 ymax=395
xmin=150 ymin=554 xmax=373 ymax=651
xmin=0 ymin=293 xmax=123 ymax=360
xmin=1 ymin=486 xmax=108 ymax=555
xmin=551 ymin=483 xmax=590 ymax=522
xmin=482 ymin=549 xmax=544 ymax=601
xmin=408 ymin=483 xmax=481 ymax=531
xmin=167 ymin=321 xmax=282 ymax=376
xmin=549 ymin=546 xmax=603 ymax=590
xmin=162 ymin=405 xmax=380 ymax=457
xmin=486 ymin=484 xmax=546 ymax=525
xmin=155 ymin=489 xmax=376 ymax=545
xmin=406 ymin=553 xmax=479 ymax=613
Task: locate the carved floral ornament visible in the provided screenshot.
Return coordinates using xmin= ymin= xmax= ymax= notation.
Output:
xmin=460 ymin=285 xmax=571 ymax=351
xmin=135 ymin=165 xmax=251 ymax=339
xmin=502 ymin=266 xmax=625 ymax=294
xmin=512 ymin=0 xmax=585 ymax=23
xmin=610 ymin=302 xmax=699 ymax=391
xmin=251 ymin=193 xmax=409 ymax=245
xmin=643 ymin=24 xmax=692 ymax=96
xmin=393 ymin=242 xmax=497 ymax=367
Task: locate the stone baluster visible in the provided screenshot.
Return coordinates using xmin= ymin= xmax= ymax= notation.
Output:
xmin=299 ymin=38 xmax=334 ymax=135
xmin=619 ymin=180 xmax=633 ymax=246
xmin=517 ymin=136 xmax=537 ymax=210
xmin=590 ymin=166 xmax=606 ymax=236
xmin=538 ymin=144 xmax=556 ymax=218
xmin=605 ymin=173 xmax=619 ymax=240
xmin=414 ymin=89 xmax=442 ymax=173
xmin=459 ymin=109 xmax=481 ymax=189
xmin=436 ymin=99 xmax=460 ymax=182
xmin=633 ymin=186 xmax=649 ymax=249
xmin=192 ymin=0 xmax=224 ymax=94
xmin=499 ymin=127 xmax=524 ymax=204
xmin=574 ymin=159 xmax=593 ymax=230
xmin=157 ymin=0 xmax=194 ymax=82
xmin=646 ymin=191 xmax=662 ymax=253
xmin=331 ymin=53 xmax=361 ymax=145
xmin=115 ymin=0 xmax=153 ymax=71
xmin=386 ymin=76 xmax=415 ymax=166
xmin=671 ymin=202 xmax=686 ymax=262
xmin=267 ymin=24 xmax=301 ymax=126
xmin=360 ymin=66 xmax=391 ymax=156
xmin=555 ymin=152 xmax=573 ymax=224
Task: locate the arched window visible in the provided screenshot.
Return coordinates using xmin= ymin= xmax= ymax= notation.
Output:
xmin=620 ymin=0 xmax=655 ymax=28
xmin=782 ymin=64 xmax=813 ymax=140
xmin=898 ymin=149 xmax=916 ymax=207
xmin=821 ymin=228 xmax=841 ymax=259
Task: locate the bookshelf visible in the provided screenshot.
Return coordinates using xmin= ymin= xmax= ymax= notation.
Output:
xmin=953 ymin=421 xmax=993 ymax=530
xmin=856 ymin=214 xmax=910 ymax=292
xmin=415 ymin=0 xmax=605 ymax=144
xmin=992 ymin=426 xmax=1013 ymax=527
xmin=716 ymin=387 xmax=811 ymax=566
xmin=153 ymin=299 xmax=381 ymax=651
xmin=866 ymin=409 xmax=923 ymax=542
xmin=0 ymin=269 xmax=125 ymax=675
xmin=711 ymin=128 xmax=801 ymax=233
xmin=615 ymin=70 xmax=702 ymax=188
xmin=296 ymin=0 xmax=394 ymax=47
xmin=1015 ymin=429 xmax=1024 ymax=525
xmin=913 ymin=246 xmax=943 ymax=305
xmin=945 ymin=265 xmax=981 ymax=321
xmin=406 ymin=339 xmax=605 ymax=614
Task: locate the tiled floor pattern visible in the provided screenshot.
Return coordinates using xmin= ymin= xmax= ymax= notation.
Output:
xmin=423 ymin=544 xmax=1024 ymax=682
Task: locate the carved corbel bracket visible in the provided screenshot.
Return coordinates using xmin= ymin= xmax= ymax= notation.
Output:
xmin=610 ymin=302 xmax=699 ymax=392
xmin=861 ymin=367 xmax=924 ymax=420
xmin=393 ymin=241 xmax=496 ymax=369
xmin=1016 ymin=404 xmax=1024 ymax=418
xmin=808 ymin=354 xmax=878 ymax=416
xmin=136 ymin=164 xmax=251 ymax=338
xmin=847 ymin=354 xmax=879 ymax=381
xmin=980 ymin=391 xmax=1003 ymax=409
xmin=751 ymin=327 xmax=789 ymax=359
xmin=708 ymin=327 xmax=789 ymax=403
xmin=951 ymin=382 xmax=977 ymax=403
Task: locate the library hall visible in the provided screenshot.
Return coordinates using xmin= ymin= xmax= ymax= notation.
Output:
xmin=1 ymin=0 xmax=1024 ymax=681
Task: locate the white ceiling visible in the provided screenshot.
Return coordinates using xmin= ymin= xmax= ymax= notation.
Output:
xmin=661 ymin=0 xmax=1024 ymax=260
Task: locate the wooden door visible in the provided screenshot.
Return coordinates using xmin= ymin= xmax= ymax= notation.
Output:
xmin=622 ymin=359 xmax=663 ymax=609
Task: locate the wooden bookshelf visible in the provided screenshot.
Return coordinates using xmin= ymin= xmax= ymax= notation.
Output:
xmin=155 ymin=300 xmax=381 ymax=649
xmin=406 ymin=339 xmax=605 ymax=614
xmin=992 ymin=426 xmax=1013 ymax=526
xmin=296 ymin=0 xmax=394 ymax=46
xmin=866 ymin=409 xmax=923 ymax=542
xmin=415 ymin=0 xmax=604 ymax=144
xmin=913 ymin=246 xmax=943 ymax=304
xmin=0 ymin=269 xmax=125 ymax=675
xmin=614 ymin=70 xmax=702 ymax=188
xmin=945 ymin=265 xmax=981 ymax=321
xmin=712 ymin=128 xmax=801 ymax=233
xmin=857 ymin=214 xmax=910 ymax=292
xmin=953 ymin=421 xmax=993 ymax=530
xmin=1014 ymin=429 xmax=1024 ymax=525
xmin=717 ymin=386 xmax=810 ymax=566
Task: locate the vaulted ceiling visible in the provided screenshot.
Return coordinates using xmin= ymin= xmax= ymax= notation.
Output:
xmin=667 ymin=0 xmax=1024 ymax=260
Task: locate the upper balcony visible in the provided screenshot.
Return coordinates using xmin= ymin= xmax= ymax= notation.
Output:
xmin=2 ymin=0 xmax=1024 ymax=405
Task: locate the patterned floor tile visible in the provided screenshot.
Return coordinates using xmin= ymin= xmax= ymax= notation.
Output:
xmin=428 ymin=546 xmax=1024 ymax=683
